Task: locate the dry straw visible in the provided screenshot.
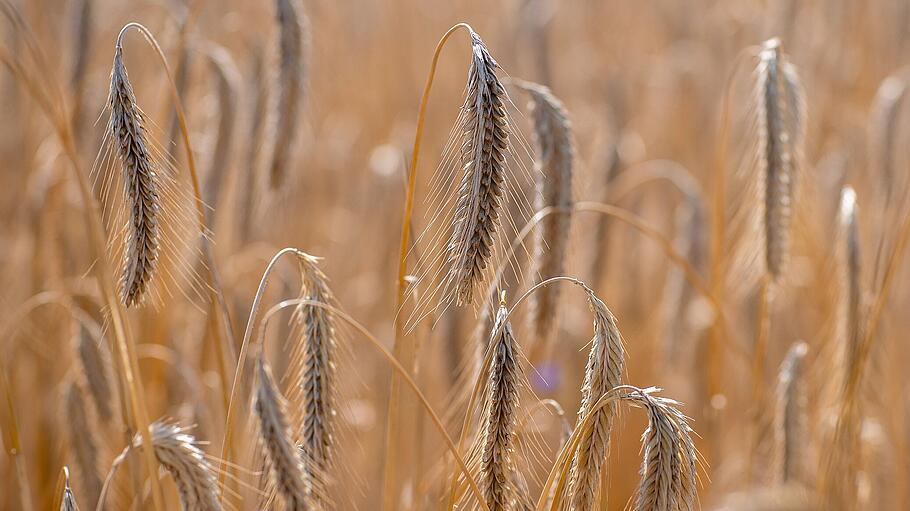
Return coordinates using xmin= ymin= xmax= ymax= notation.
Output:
xmin=479 ymin=301 xmax=521 ymax=511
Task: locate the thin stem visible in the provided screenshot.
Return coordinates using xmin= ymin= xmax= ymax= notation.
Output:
xmin=384 ymin=21 xmax=472 ymax=511
xmin=218 ymin=247 xmax=303 ymax=503
xmin=749 ymin=276 xmax=771 ymax=480
xmin=0 ymin=363 xmax=32 ymax=511
xmin=481 ymin=202 xmax=736 ymax=359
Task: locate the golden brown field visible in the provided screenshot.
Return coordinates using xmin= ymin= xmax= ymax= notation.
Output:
xmin=1 ymin=0 xmax=908 ymax=509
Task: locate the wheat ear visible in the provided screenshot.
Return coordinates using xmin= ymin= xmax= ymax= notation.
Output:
xmin=75 ymin=325 xmax=114 ymax=423
xmin=755 ymin=38 xmax=805 ymax=281
xmin=480 ymin=300 xmax=521 ymax=511
xmin=627 ymin=390 xmax=697 ymax=511
xmin=269 ymin=0 xmax=307 ymax=188
xmin=567 ymin=291 xmax=625 ymax=509
xmin=774 ymin=341 xmax=809 ymax=484
xmin=289 ymin=254 xmax=337 ymax=506
xmin=63 ymin=381 xmax=103 ymax=508
xmin=255 ymin=357 xmax=308 ymax=509
xmin=203 ymin=46 xmax=240 ymax=217
xmin=838 ymin=187 xmax=863 ymax=379
xmin=517 ymin=80 xmax=575 ymax=353
xmin=445 ymin=30 xmax=510 ymax=307
xmin=108 ymin=45 xmax=161 ymax=307
xmin=139 ymin=421 xmax=221 ymax=511
xmin=823 ymin=187 xmax=864 ymax=509
xmin=61 ymin=467 xmax=80 ymax=511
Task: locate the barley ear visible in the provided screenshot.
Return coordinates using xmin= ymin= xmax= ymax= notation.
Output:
xmin=480 ymin=301 xmax=522 ymax=511
xmin=255 ymin=357 xmax=308 ymax=510
xmin=63 ymin=381 xmax=102 ymax=508
xmin=444 ymin=30 xmax=511 ymax=307
xmin=516 ymin=80 xmax=575 ymax=356
xmin=567 ymin=290 xmax=625 ymax=509
xmin=627 ymin=390 xmax=697 ymax=511
xmin=288 ymin=254 xmax=338 ymax=506
xmin=60 ymin=467 xmax=80 ymax=511
xmin=269 ymin=0 xmax=308 ymax=188
xmin=756 ymin=38 xmax=805 ymax=281
xmin=137 ymin=421 xmax=221 ymax=511
xmin=773 ymin=341 xmax=809 ymax=484
xmin=108 ymin=45 xmax=161 ymax=307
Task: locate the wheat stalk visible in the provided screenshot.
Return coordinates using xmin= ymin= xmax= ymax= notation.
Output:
xmin=444 ymin=30 xmax=510 ymax=307
xmin=68 ymin=0 xmax=92 ymax=137
xmin=516 ymin=80 xmax=574 ymax=354
xmin=567 ymin=290 xmax=625 ymax=509
xmin=255 ymin=357 xmax=308 ymax=510
xmin=108 ymin=45 xmax=160 ymax=307
xmin=479 ymin=301 xmax=521 ymax=511
xmin=774 ymin=341 xmax=808 ymax=484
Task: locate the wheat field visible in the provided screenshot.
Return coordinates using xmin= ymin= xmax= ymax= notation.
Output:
xmin=1 ymin=0 xmax=908 ymax=509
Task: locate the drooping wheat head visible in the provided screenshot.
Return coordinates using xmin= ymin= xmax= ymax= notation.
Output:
xmin=74 ymin=325 xmax=114 ymax=423
xmin=269 ymin=0 xmax=307 ymax=188
xmin=254 ymin=357 xmax=308 ymax=510
xmin=60 ymin=467 xmax=80 ymax=511
xmin=444 ymin=30 xmax=511 ymax=308
xmin=755 ymin=38 xmax=805 ymax=281
xmin=567 ymin=290 xmax=625 ymax=509
xmin=773 ymin=341 xmax=809 ymax=484
xmin=107 ymin=45 xmax=161 ymax=307
xmin=479 ymin=301 xmax=521 ymax=511
xmin=63 ymin=381 xmax=102 ymax=508
xmin=626 ymin=390 xmax=697 ymax=511
xmin=137 ymin=421 xmax=221 ymax=511
xmin=203 ymin=46 xmax=240 ymax=216
xmin=518 ymin=80 xmax=574 ymax=352
xmin=287 ymin=253 xmax=338 ymax=506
